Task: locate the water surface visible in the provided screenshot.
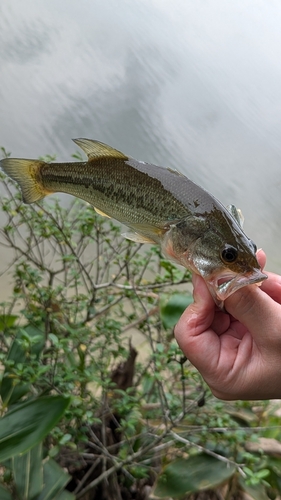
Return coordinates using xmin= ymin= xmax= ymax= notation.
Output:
xmin=1 ymin=0 xmax=281 ymax=299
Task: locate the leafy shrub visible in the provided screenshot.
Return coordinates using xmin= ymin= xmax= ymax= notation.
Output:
xmin=0 ymin=149 xmax=281 ymax=500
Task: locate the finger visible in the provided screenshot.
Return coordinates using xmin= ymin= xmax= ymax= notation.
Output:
xmin=260 ymin=271 xmax=281 ymax=304
xmin=211 ymin=310 xmax=231 ymax=335
xmin=176 ymin=273 xmax=214 ymax=338
xmin=224 ymin=283 xmax=281 ymax=345
xmin=256 ymin=248 xmax=266 ymax=269
xmin=174 ymin=274 xmax=220 ymax=368
xmin=255 ymin=248 xmax=281 ymax=303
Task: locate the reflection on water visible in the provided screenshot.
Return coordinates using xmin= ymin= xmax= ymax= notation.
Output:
xmin=1 ymin=0 xmax=281 ymax=292
xmin=0 ymin=20 xmax=53 ymax=64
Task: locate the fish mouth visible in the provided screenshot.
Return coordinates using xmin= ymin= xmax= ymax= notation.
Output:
xmin=207 ymin=268 xmax=268 ymax=305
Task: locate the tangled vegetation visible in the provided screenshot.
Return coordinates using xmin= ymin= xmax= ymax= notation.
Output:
xmin=0 ymin=147 xmax=281 ymax=500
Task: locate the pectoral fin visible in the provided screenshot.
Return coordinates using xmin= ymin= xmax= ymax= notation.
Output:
xmin=94 ymin=207 xmax=111 ymax=218
xmin=122 ymin=232 xmax=156 ymax=244
xmin=121 ymin=220 xmax=169 ymax=244
xmin=227 ymin=204 xmax=244 ymax=228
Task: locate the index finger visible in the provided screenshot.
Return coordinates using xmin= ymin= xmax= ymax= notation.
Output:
xmin=174 ymin=274 xmax=221 ymax=371
xmin=260 ymin=271 xmax=281 ymax=304
xmin=225 ymin=283 xmax=281 ymax=345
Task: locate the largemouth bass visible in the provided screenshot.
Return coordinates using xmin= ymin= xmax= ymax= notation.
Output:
xmin=0 ymin=139 xmax=267 ymax=307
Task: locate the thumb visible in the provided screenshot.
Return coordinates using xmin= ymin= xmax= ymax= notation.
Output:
xmin=225 ymin=283 xmax=281 ymax=345
xmin=174 ymin=274 xmax=218 ymax=363
xmin=175 ymin=273 xmax=214 ymax=339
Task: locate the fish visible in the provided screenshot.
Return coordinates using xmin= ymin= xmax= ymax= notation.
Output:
xmin=0 ymin=138 xmax=267 ymax=308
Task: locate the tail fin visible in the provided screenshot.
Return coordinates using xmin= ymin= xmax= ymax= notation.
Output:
xmin=0 ymin=158 xmax=47 ymax=204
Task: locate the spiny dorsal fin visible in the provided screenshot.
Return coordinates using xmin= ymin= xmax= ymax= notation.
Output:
xmin=72 ymin=138 xmax=128 ymax=161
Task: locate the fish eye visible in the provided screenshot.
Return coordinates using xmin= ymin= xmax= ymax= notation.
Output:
xmin=221 ymin=244 xmax=238 ymax=264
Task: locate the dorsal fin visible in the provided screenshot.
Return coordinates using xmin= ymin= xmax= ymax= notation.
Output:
xmin=72 ymin=138 xmax=128 ymax=160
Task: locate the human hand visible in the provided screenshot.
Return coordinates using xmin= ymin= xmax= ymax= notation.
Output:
xmin=174 ymin=250 xmax=281 ymax=400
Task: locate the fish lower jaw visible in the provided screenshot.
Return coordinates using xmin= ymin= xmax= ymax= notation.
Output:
xmin=207 ymin=269 xmax=268 ymax=303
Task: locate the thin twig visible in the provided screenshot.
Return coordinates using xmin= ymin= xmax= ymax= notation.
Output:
xmin=170 ymin=431 xmax=246 ymax=477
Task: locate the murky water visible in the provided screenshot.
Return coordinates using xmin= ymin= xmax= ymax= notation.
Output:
xmin=1 ymin=0 xmax=281 ymax=299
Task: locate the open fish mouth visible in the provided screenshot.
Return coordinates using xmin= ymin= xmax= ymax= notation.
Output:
xmin=208 ymin=268 xmax=268 ymax=304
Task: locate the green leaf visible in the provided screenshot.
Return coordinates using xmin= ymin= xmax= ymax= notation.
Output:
xmin=24 ymin=324 xmax=45 ymax=358
xmin=0 ymin=484 xmax=13 ymax=500
xmin=12 ymin=443 xmax=43 ymax=500
xmin=48 ymin=333 xmax=59 ymax=346
xmin=160 ymin=293 xmax=193 ymax=330
xmin=0 ymin=314 xmax=18 ymax=330
xmin=239 ymin=478 xmax=269 ymax=500
xmin=263 ymin=460 xmax=281 ymax=493
xmin=153 ymin=454 xmax=236 ymax=498
xmin=37 ymin=458 xmax=73 ymax=500
xmin=0 ymin=338 xmax=30 ymax=406
xmin=0 ymin=396 xmax=71 ymax=462
xmin=0 ymin=324 xmax=45 ymax=406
